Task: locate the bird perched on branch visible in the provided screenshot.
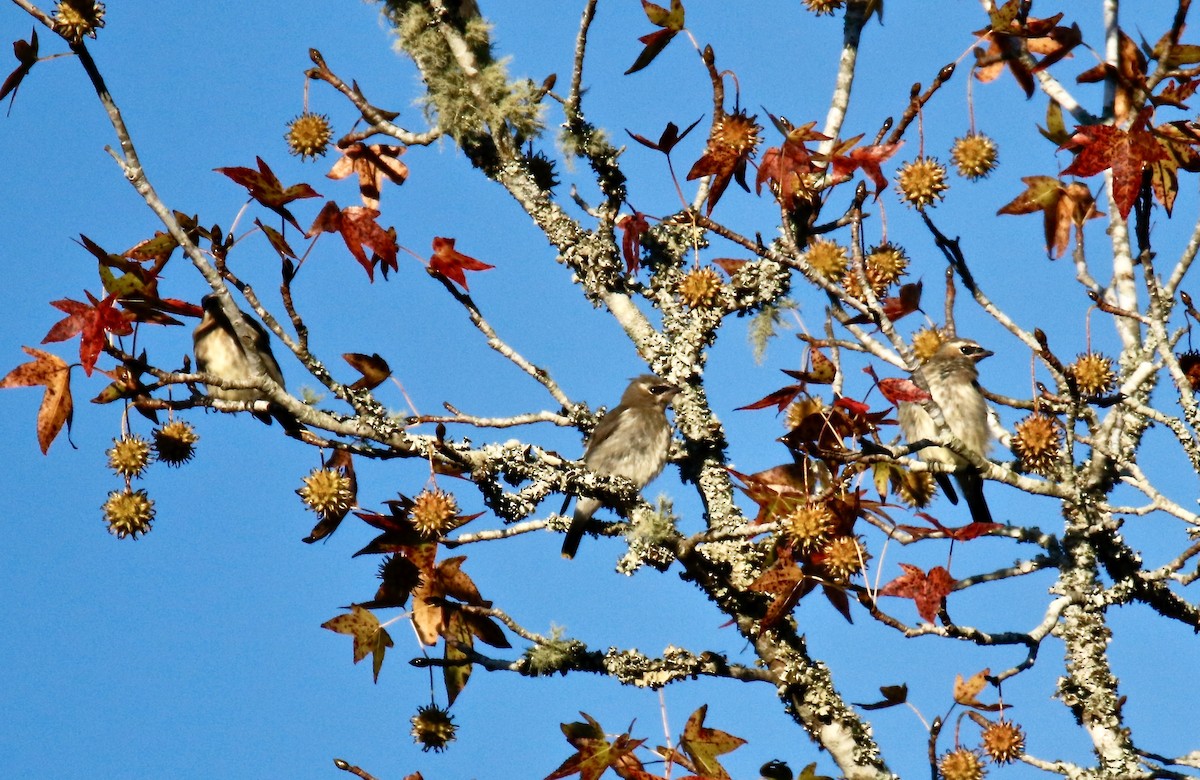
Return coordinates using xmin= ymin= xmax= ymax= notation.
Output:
xmin=193 ymin=294 xmax=286 ymax=425
xmin=561 ymin=374 xmax=678 ymax=559
xmin=897 ymin=337 xmax=994 ymax=524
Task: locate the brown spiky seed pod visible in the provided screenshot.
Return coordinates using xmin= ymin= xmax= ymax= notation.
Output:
xmin=785 ymin=396 xmax=826 ymax=429
xmin=54 ymin=0 xmax=105 ymax=42
xmin=411 ymin=488 xmax=460 ymax=537
xmin=1012 ymin=413 xmax=1063 ymax=475
xmin=1068 ymin=352 xmax=1116 ymax=396
xmin=679 ymin=267 xmax=723 ymax=309
xmin=896 ymin=157 xmax=949 ymax=209
xmin=410 ymin=703 xmax=457 ymax=753
xmin=980 ymin=720 xmax=1025 ymax=764
xmin=285 ymin=113 xmax=333 ymax=160
xmin=102 ymin=488 xmax=155 ymax=539
xmin=708 ymin=110 xmax=762 ymax=166
xmin=804 ymin=239 xmax=849 ymax=279
xmin=152 ymin=421 xmax=199 ymax=467
xmin=802 ymin=0 xmax=844 ymax=15
xmin=297 ymin=467 xmax=354 ymax=519
xmin=822 ymin=535 xmax=869 ymax=580
xmin=912 ymin=327 xmax=947 ymax=362
xmin=1178 ymin=350 xmax=1200 ymax=392
xmin=938 ymin=748 xmax=986 ymax=780
xmin=107 ymin=435 xmax=152 ymax=478
xmin=895 ymin=470 xmax=936 ymax=508
xmin=782 ymin=502 xmax=834 ymax=553
xmin=951 ymin=133 xmax=999 ymax=180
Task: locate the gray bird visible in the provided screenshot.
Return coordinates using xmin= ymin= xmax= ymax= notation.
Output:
xmin=561 ymin=374 xmax=678 ymax=558
xmin=897 ymin=337 xmax=994 ymax=525
xmin=193 ymin=294 xmax=285 ymax=424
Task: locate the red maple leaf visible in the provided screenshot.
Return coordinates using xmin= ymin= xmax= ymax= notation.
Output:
xmin=216 ymin=156 xmax=321 ymax=232
xmin=617 ymin=212 xmax=650 ymax=273
xmin=625 ymin=0 xmax=685 ymax=75
xmin=879 ymin=563 xmax=956 ymax=623
xmin=307 ymin=201 xmax=399 ymax=281
xmin=756 ymin=120 xmax=828 ymax=207
xmin=327 ymin=143 xmax=409 ymax=210
xmin=42 ymin=292 xmax=133 ymax=375
xmin=828 ymin=135 xmax=903 ymax=194
xmin=429 ymin=237 xmax=494 ymax=290
xmin=1060 ymin=109 xmax=1167 ymax=221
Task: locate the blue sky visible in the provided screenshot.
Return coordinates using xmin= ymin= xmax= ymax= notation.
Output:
xmin=1 ymin=2 xmax=1197 ymax=779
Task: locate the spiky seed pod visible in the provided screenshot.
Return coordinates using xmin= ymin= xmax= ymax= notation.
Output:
xmin=844 ymin=243 xmax=911 ymax=299
xmin=896 ymin=156 xmax=949 ymax=209
xmin=107 ymin=435 xmax=152 ymax=478
xmin=411 ymin=488 xmax=460 ymax=537
xmin=938 ymin=748 xmax=987 ymax=780
xmin=822 ymin=535 xmax=869 ymax=580
xmin=522 ymin=146 xmax=559 ymax=191
xmin=297 ymin=468 xmax=354 ymax=519
xmin=980 ymin=720 xmax=1025 ymax=765
xmin=54 ymin=0 xmax=105 ymax=42
xmin=804 ymin=238 xmax=849 ymax=280
xmin=410 ymin=703 xmax=457 ymax=752
xmin=951 ymin=133 xmax=999 ymax=180
xmin=785 ymin=396 xmax=825 ymax=429
xmin=708 ymin=110 xmax=762 ymax=167
xmin=679 ymin=267 xmax=724 ymax=309
xmin=152 ymin=421 xmax=198 ymax=467
xmin=895 ymin=470 xmax=936 ymax=508
xmin=285 ymin=113 xmax=333 ymax=160
xmin=1012 ymin=413 xmax=1063 ymax=475
xmin=866 ymin=243 xmax=910 ymax=287
xmin=912 ymin=327 xmax=947 ymax=362
xmin=102 ymin=488 xmax=155 ymax=539
xmin=1179 ymin=350 xmax=1200 ymax=392
xmin=782 ymin=502 xmax=834 ymax=552
xmin=1068 ymin=352 xmax=1116 ymax=396
xmin=802 ymin=0 xmax=844 ymax=14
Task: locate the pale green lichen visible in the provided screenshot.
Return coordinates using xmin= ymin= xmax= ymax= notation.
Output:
xmin=382 ymin=1 xmax=544 ymax=168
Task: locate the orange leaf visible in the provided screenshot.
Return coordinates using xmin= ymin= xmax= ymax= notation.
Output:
xmin=430 ymin=237 xmax=494 ymax=290
xmin=321 ymin=605 xmax=393 ymax=683
xmin=307 ymin=201 xmax=399 ymax=281
xmin=879 ymin=563 xmax=955 ymax=623
xmin=327 ymin=143 xmax=409 ymax=209
xmin=678 ymin=705 xmax=746 ymax=780
xmin=0 ymin=347 xmax=73 ymax=454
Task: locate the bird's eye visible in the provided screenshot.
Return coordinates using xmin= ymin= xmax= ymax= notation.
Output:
xmin=650 ymin=384 xmax=672 ymax=396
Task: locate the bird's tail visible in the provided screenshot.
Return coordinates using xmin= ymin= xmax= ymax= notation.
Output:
xmin=561 ymin=499 xmax=598 ymax=559
xmin=955 ymin=469 xmax=993 ymax=525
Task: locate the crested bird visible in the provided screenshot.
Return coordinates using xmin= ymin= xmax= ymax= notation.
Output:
xmin=561 ymin=374 xmax=678 ymax=558
xmin=897 ymin=337 xmax=994 ymax=524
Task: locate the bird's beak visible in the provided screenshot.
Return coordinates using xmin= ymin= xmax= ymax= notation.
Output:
xmin=977 ymin=348 xmax=995 ymax=361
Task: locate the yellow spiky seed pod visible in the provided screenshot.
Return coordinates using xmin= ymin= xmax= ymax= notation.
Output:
xmin=285 ymin=113 xmax=333 ymax=160
xmin=297 ymin=467 xmax=354 ymax=519
xmin=951 ymin=133 xmax=999 ymax=180
xmin=410 ymin=703 xmax=457 ymax=753
xmin=895 ymin=470 xmax=936 ymax=508
xmin=53 ymin=0 xmax=105 ymax=42
xmin=896 ymin=157 xmax=949 ymax=209
xmin=411 ymin=488 xmax=460 ymax=537
xmin=912 ymin=327 xmax=947 ymax=362
xmin=802 ymin=0 xmax=844 ymax=15
xmin=938 ymin=748 xmax=986 ymax=780
xmin=107 ymin=435 xmax=152 ymax=478
xmin=102 ymin=488 xmax=154 ymax=539
xmin=822 ymin=535 xmax=869 ymax=581
xmin=866 ymin=243 xmax=909 ymax=287
xmin=804 ymin=239 xmax=849 ymax=280
xmin=785 ymin=396 xmax=826 ymax=429
xmin=679 ymin=267 xmax=723 ymax=309
xmin=782 ymin=502 xmax=834 ymax=553
xmin=980 ymin=720 xmax=1025 ymax=765
xmin=152 ymin=421 xmax=198 ymax=467
xmin=1012 ymin=413 xmax=1063 ymax=475
xmin=1068 ymin=352 xmax=1116 ymax=396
